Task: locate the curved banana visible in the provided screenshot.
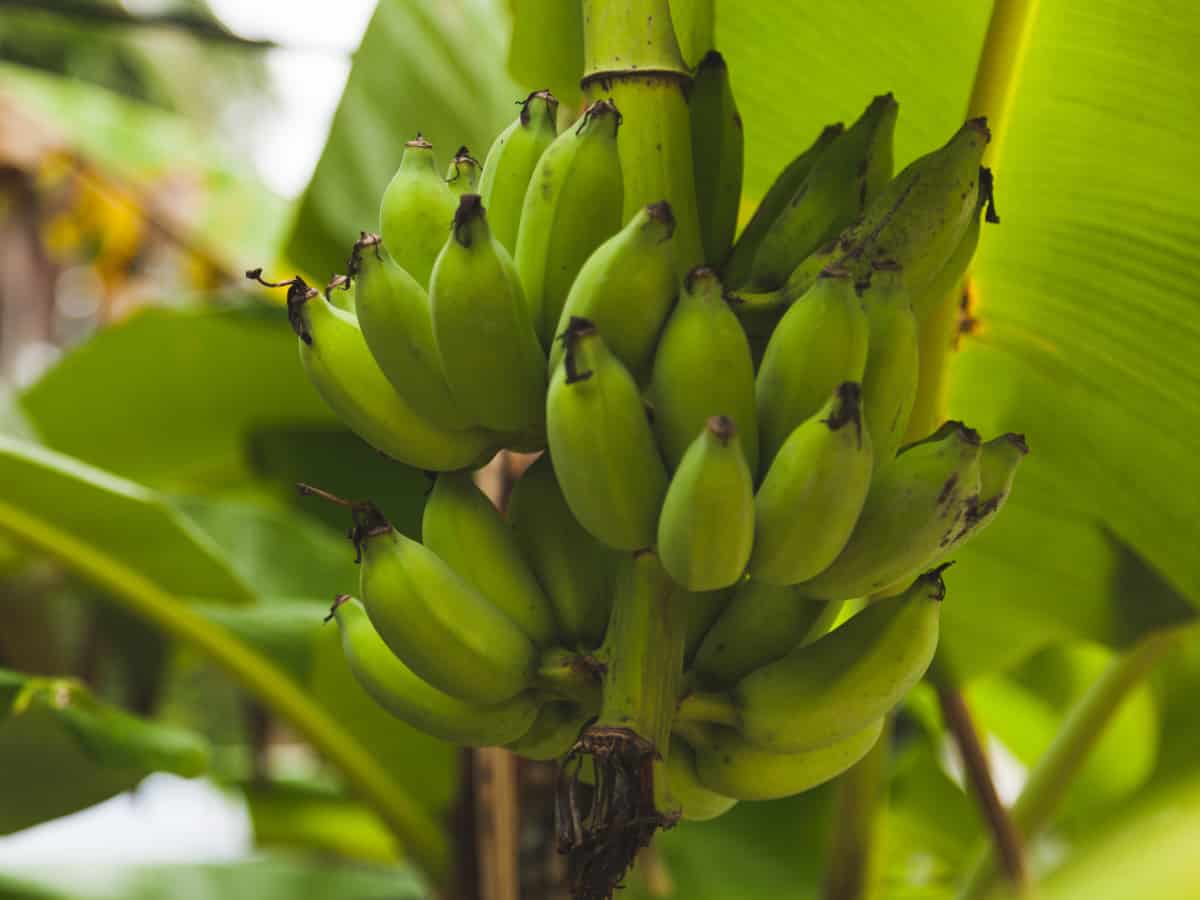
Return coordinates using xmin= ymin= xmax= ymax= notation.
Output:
xmin=329 ymin=595 xmax=538 ymax=745
xmin=545 ymin=318 xmax=668 ymax=550
xmin=429 ymin=194 xmax=547 ymax=433
xmin=479 ymin=90 xmax=559 ymax=253
xmin=379 ymin=135 xmax=458 ymax=287
xmin=657 ymin=416 xmax=755 ymax=591
xmin=646 ymin=266 xmax=758 ymax=472
xmin=507 ymin=453 xmax=620 ymax=649
xmin=665 ymin=737 xmax=738 ymax=821
xmin=858 ymin=269 xmax=920 ymax=469
xmin=689 ymin=50 xmax=743 ymax=266
xmin=335 ymin=497 xmax=537 ymax=705
xmin=746 ymin=94 xmax=897 ymax=292
xmin=250 ymin=272 xmax=494 ymax=471
xmin=445 ymin=146 xmax=482 ymax=196
xmin=722 ymin=123 xmax=843 ymax=288
xmin=514 ymin=99 xmax=624 ymax=345
xmin=911 ymin=167 xmax=997 ymax=321
xmin=547 ymin=201 xmax=678 ymax=383
xmin=840 ymin=118 xmax=992 ymax=297
xmin=349 ymin=234 xmax=470 ymax=430
xmin=755 ymin=268 xmax=869 ymax=470
xmin=678 ymin=568 xmax=946 ymax=752
xmin=797 ymin=421 xmax=981 ymax=600
xmin=505 ymin=701 xmax=590 ymax=761
xmin=749 ymin=382 xmax=873 ymax=586
xmin=422 ymin=471 xmax=557 ymax=645
xmin=691 ymin=577 xmax=842 ymax=687
xmin=682 ymin=717 xmax=885 ymax=801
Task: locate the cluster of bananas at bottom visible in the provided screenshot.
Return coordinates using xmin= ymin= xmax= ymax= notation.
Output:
xmin=249 ymin=56 xmax=1029 ymax=823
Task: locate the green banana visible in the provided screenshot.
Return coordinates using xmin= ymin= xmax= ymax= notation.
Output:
xmin=682 ymin=717 xmax=885 ymax=801
xmin=665 ymin=737 xmax=738 ymax=821
xmin=911 ymin=167 xmax=997 ymax=321
xmin=646 ymin=266 xmax=758 ymax=472
xmin=249 ymin=272 xmax=494 ymax=471
xmin=329 ymin=595 xmax=539 ymax=745
xmin=349 ymin=234 xmax=470 ymax=430
xmin=857 ymin=269 xmax=920 ymax=470
xmin=755 ymin=268 xmax=869 ymax=470
xmin=722 ymin=123 xmax=843 ymax=288
xmin=688 ymin=50 xmax=743 ymax=266
xmin=797 ymin=421 xmax=981 ymax=600
xmin=507 ymin=453 xmax=619 ymax=649
xmin=691 ymin=577 xmax=843 ymax=687
xmin=479 ymin=90 xmax=559 ymax=253
xmin=944 ymin=432 xmax=1028 ymax=552
xmin=657 ymin=416 xmax=755 ymax=591
xmin=678 ymin=567 xmax=946 ymax=752
xmin=379 ymin=135 xmax=458 ymax=287
xmin=422 ymin=471 xmax=557 ymax=645
xmin=547 ymin=202 xmax=678 ymax=383
xmin=545 ymin=318 xmax=668 ymax=550
xmin=322 ymin=495 xmax=536 ymax=705
xmin=429 ymin=194 xmax=547 ymax=433
xmin=683 ymin=584 xmax=735 ymax=666
xmin=445 ymin=146 xmax=481 ymax=196
xmin=840 ymin=118 xmax=992 ymax=297
xmin=505 ymin=701 xmax=590 ymax=761
xmin=746 ymin=94 xmax=897 ymax=292
xmin=514 ymin=99 xmax=624 ymax=345
xmin=749 ymin=382 xmax=873 ymax=586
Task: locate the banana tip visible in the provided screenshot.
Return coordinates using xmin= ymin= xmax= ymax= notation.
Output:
xmin=406 ymin=133 xmax=433 ymax=150
xmin=706 ymin=415 xmax=737 ymax=443
xmin=324 ymin=594 xmax=352 ymax=622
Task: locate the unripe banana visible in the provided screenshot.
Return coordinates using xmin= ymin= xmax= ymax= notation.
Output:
xmin=683 ymin=584 xmax=735 ymax=665
xmin=747 ymin=94 xmax=897 ymax=292
xmin=349 ymin=235 xmax=470 ymax=430
xmin=547 ymin=202 xmax=677 ymax=383
xmin=665 ymin=737 xmax=738 ymax=821
xmin=840 ymin=119 xmax=992 ymax=297
xmin=678 ymin=568 xmax=946 ymax=753
xmin=507 ymin=453 xmax=620 ymax=649
xmin=479 ymin=90 xmax=559 ymax=253
xmin=505 ymin=701 xmax=590 ymax=761
xmin=422 ymin=471 xmax=557 ymax=645
xmin=944 ymin=432 xmax=1029 ymax=552
xmin=755 ymin=269 xmax=869 ymax=470
xmin=646 ymin=266 xmax=758 ymax=473
xmin=329 ymin=595 xmax=539 ymax=745
xmin=429 ymin=194 xmax=547 ymax=433
xmin=797 ymin=421 xmax=981 ymax=600
xmin=545 ymin=318 xmax=668 ymax=550
xmin=334 ymin=497 xmax=536 ymax=705
xmin=514 ymin=99 xmax=624 ymax=345
xmin=445 ymin=146 xmax=481 ymax=196
xmin=657 ymin=416 xmax=755 ymax=591
xmin=911 ymin=167 xmax=997 ymax=321
xmin=691 ymin=577 xmax=842 ymax=687
xmin=682 ymin=717 xmax=885 ymax=801
xmin=749 ymin=382 xmax=873 ymax=586
xmin=688 ymin=50 xmax=743 ymax=266
xmin=857 ymin=269 xmax=920 ymax=470
xmin=379 ymin=135 xmax=458 ymax=288
xmin=250 ymin=273 xmax=494 ymax=471
xmin=722 ymin=123 xmax=843 ymax=288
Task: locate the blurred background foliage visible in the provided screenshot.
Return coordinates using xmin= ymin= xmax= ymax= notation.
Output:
xmin=0 ymin=1 xmax=1196 ymax=898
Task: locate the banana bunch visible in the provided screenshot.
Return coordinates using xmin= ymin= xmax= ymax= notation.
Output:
xmin=247 ymin=63 xmax=1027 ymax=833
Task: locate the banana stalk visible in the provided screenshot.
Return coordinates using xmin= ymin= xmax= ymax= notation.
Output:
xmin=581 ymin=0 xmax=703 ymax=272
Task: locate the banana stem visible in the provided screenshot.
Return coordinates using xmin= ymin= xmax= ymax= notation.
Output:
xmin=956 ymin=626 xmax=1186 ymax=900
xmin=822 ymin=716 xmax=892 ymax=900
xmin=581 ymin=0 xmax=704 ymax=272
xmin=674 ymin=688 xmax=739 ymax=729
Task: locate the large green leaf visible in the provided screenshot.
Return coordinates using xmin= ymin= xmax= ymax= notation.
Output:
xmin=716 ymin=0 xmax=1200 ymax=678
xmin=283 ymin=0 xmax=520 ymax=278
xmin=0 ymin=858 xmax=428 ymax=900
xmin=0 ymin=669 xmax=209 ymax=834
xmin=0 ymin=436 xmax=254 ymax=604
